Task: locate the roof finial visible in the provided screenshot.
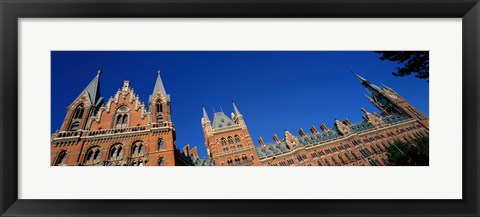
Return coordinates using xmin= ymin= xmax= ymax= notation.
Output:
xmin=158 ymin=70 xmax=161 ymax=75
xmin=97 ymin=69 xmax=102 ymax=75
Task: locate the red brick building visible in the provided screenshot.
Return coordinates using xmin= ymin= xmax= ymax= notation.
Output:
xmin=51 ymin=71 xmax=428 ymax=166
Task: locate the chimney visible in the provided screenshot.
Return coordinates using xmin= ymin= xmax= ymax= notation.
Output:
xmin=190 ymin=146 xmax=199 ymax=158
xmin=343 ymin=118 xmax=353 ymax=126
xmin=299 ymin=128 xmax=307 ymax=137
xmin=258 ymin=137 xmax=266 ymax=147
xmin=310 ymin=125 xmax=319 ymax=134
xmin=182 ymin=144 xmax=190 ymax=157
xmin=273 ymin=134 xmax=281 ymax=144
xmin=320 ymin=123 xmax=329 ymax=132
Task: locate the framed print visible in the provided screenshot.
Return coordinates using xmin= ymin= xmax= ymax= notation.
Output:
xmin=1 ymin=0 xmax=479 ymax=216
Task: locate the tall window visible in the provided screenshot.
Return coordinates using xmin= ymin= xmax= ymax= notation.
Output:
xmin=234 ymin=135 xmax=241 ymax=143
xmin=70 ymin=121 xmax=80 ymax=131
xmin=115 ymin=106 xmax=130 ymax=128
xmin=131 ymin=141 xmax=145 ymax=156
xmin=227 ymin=136 xmax=234 ymax=145
xmin=221 ymin=138 xmax=227 ymax=146
xmin=73 ymin=104 xmax=84 ymax=119
xmin=158 ymin=138 xmax=165 ymax=150
xmin=109 ymin=144 xmax=123 ymax=159
xmin=115 ymin=114 xmax=129 ymax=128
xmin=85 ymin=147 xmax=101 ymax=164
xmin=158 ymin=157 xmax=166 ymax=166
xmin=55 ymin=151 xmax=67 ymax=166
xmin=156 ymin=101 xmax=163 ymax=123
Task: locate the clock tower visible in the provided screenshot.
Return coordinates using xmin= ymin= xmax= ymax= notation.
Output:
xmin=353 ymin=72 xmax=429 ymax=129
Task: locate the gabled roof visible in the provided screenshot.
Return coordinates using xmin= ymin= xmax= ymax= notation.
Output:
xmin=74 ymin=71 xmax=102 ymax=106
xmin=212 ymin=112 xmax=236 ymax=129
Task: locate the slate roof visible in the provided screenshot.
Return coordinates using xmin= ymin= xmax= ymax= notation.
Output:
xmin=255 ymin=114 xmax=411 ymax=159
xmin=75 ymin=71 xmax=103 ymax=106
xmin=256 ymin=141 xmax=291 ymax=158
xmin=297 ymin=129 xmax=342 ymax=147
xmin=149 ymin=71 xmax=169 ymax=103
xmin=382 ymin=114 xmax=409 ymax=124
xmin=212 ymin=112 xmax=236 ymax=129
xmin=349 ymin=121 xmax=375 ymax=133
xmin=190 ymin=157 xmax=215 ymax=166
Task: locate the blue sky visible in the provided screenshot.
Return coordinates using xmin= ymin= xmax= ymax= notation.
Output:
xmin=51 ymin=51 xmax=429 ymax=158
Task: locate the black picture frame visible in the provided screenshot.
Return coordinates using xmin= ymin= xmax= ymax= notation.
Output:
xmin=1 ymin=0 xmax=479 ymax=216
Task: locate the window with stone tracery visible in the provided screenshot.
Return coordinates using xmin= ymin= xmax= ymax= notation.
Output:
xmin=85 ymin=146 xmax=102 ymax=164
xmin=114 ymin=106 xmax=130 ymax=128
xmin=131 ymin=141 xmax=145 ymax=156
xmin=109 ymin=144 xmax=123 ymax=159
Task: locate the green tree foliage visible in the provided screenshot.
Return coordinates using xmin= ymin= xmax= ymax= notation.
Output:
xmin=386 ymin=137 xmax=429 ymax=166
xmin=374 ymin=51 xmax=429 ymax=80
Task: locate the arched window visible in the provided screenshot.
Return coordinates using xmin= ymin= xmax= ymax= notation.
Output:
xmin=73 ymin=104 xmax=84 ymax=119
xmin=227 ymin=158 xmax=233 ymax=166
xmin=234 ymin=156 xmax=240 ymax=164
xmin=158 ymin=138 xmax=165 ymax=150
xmin=55 ymin=151 xmax=67 ymax=166
xmin=115 ymin=106 xmax=130 ymax=128
xmin=157 ymin=101 xmax=163 ymax=113
xmin=70 ymin=121 xmax=80 ymax=131
xmin=156 ymin=101 xmax=163 ymax=123
xmin=234 ymin=135 xmax=241 ymax=143
xmin=109 ymin=144 xmax=123 ymax=159
xmin=121 ymin=114 xmax=128 ymax=126
xmin=131 ymin=141 xmax=145 ymax=156
xmin=158 ymin=157 xmax=166 ymax=166
xmin=221 ymin=138 xmax=227 ymax=146
xmin=115 ymin=114 xmax=129 ymax=128
xmin=228 ymin=136 xmax=234 ymax=144
xmin=85 ymin=147 xmax=101 ymax=164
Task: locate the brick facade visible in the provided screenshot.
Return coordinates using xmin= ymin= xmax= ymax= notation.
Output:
xmin=51 ymin=71 xmax=428 ymax=166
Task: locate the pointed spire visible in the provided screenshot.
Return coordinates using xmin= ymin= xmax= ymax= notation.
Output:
xmin=75 ymin=70 xmax=102 ymax=106
xmin=351 ymin=70 xmax=368 ymax=84
xmin=352 ymin=70 xmax=383 ymax=96
xmin=150 ymin=70 xmax=167 ymax=103
xmin=232 ymin=101 xmax=241 ymax=116
xmin=202 ymin=105 xmax=210 ymax=123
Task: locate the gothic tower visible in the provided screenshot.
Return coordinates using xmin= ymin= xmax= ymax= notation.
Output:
xmin=52 ymin=70 xmax=176 ymax=166
xmin=60 ymin=70 xmax=104 ymax=132
xmin=201 ymin=102 xmax=260 ymax=166
xmin=353 ymin=72 xmax=429 ymax=129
